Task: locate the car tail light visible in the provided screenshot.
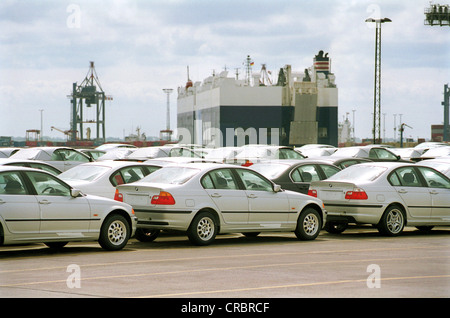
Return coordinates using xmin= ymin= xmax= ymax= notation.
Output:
xmin=345 ymin=188 xmax=368 ymax=200
xmin=308 ymin=189 xmax=317 ymax=197
xmin=114 ymin=189 xmax=123 ymax=202
xmin=242 ymin=160 xmax=253 ymax=167
xmin=151 ymin=191 xmax=176 ymax=205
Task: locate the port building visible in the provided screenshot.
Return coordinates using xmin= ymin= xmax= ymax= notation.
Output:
xmin=177 ymin=51 xmax=338 ymax=147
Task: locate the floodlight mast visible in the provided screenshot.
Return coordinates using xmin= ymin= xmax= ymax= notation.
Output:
xmin=366 ymin=17 xmax=391 ymax=144
xmin=163 ymin=88 xmax=173 ymax=132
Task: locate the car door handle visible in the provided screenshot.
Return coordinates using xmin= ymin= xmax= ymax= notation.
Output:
xmin=38 ymin=200 xmax=51 ymax=205
xmin=397 ymin=189 xmax=408 ymax=194
xmin=429 ymin=190 xmax=439 ymax=195
xmin=0 ymin=199 xmax=5 ymax=204
xmin=247 ymin=194 xmax=257 ymax=199
xmin=211 ymin=193 xmax=222 ymax=198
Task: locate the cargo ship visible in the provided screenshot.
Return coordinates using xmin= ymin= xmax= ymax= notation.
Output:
xmin=177 ymin=50 xmax=338 ymax=147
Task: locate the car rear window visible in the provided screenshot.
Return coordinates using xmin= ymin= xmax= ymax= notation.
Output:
xmin=327 ymin=165 xmax=387 ymax=182
xmin=250 ymin=163 xmax=290 ymax=179
xmin=139 ymin=166 xmax=200 ymax=184
xmin=59 ymin=165 xmax=110 ymax=182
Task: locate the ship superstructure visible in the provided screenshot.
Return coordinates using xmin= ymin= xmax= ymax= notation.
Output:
xmin=177 ymin=51 xmax=338 ymax=147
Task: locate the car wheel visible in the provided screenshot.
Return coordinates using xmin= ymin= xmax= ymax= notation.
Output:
xmin=295 ymin=208 xmax=322 ymax=240
xmin=98 ymin=214 xmax=130 ymax=251
xmin=45 ymin=242 xmax=68 ymax=249
xmin=135 ymin=228 xmax=160 ymax=242
xmin=377 ymin=205 xmax=405 ymax=236
xmin=187 ymin=212 xmax=218 ymax=246
xmin=324 ymin=221 xmax=348 ymax=234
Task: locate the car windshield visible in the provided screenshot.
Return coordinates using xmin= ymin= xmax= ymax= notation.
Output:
xmin=128 ymin=147 xmax=164 ymax=158
xmin=331 ymin=148 xmax=360 ymax=157
xmin=59 ymin=165 xmax=111 ymax=182
xmin=250 ymin=163 xmax=290 ymax=179
xmin=205 ymin=148 xmax=240 ymax=159
xmin=139 ymin=166 xmax=200 ymax=184
xmin=10 ymin=148 xmax=42 ymax=159
xmin=327 ymin=165 xmax=387 ymax=182
xmin=235 ymin=147 xmax=267 ymax=158
xmin=422 ymin=147 xmax=450 ymax=156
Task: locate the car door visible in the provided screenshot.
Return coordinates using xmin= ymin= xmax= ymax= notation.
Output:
xmin=201 ymin=168 xmax=249 ymax=226
xmin=0 ymin=171 xmax=40 ymax=235
xmin=416 ymin=167 xmax=450 ymax=220
xmin=389 ymin=167 xmax=432 ymax=218
xmin=26 ymin=170 xmax=91 ymax=236
xmin=235 ymin=168 xmax=290 ymax=228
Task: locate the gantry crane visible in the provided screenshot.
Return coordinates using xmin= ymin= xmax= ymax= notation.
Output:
xmin=67 ymin=61 xmax=112 ymax=144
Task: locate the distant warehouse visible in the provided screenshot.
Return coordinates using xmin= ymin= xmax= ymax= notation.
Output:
xmin=177 ymin=50 xmax=338 ymax=147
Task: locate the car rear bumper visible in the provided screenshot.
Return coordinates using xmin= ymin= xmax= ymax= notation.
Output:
xmin=135 ymin=209 xmax=194 ymax=231
xmin=324 ymin=203 xmax=385 ymax=225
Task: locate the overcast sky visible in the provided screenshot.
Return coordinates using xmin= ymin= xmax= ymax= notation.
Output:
xmin=0 ymin=0 xmax=448 ymax=142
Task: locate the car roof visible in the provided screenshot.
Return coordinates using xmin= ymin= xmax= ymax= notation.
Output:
xmin=348 ymin=161 xmax=414 ymax=169
xmin=0 ymin=165 xmax=51 ymax=173
xmin=0 ymin=158 xmax=51 ymax=164
xmin=252 ymin=159 xmax=338 ymax=166
xmin=158 ymin=162 xmax=237 ymax=171
xmin=74 ymin=160 xmax=164 ymax=168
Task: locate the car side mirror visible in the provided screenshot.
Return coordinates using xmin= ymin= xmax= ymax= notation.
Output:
xmin=273 ymin=184 xmax=282 ymax=192
xmin=71 ymin=189 xmax=82 ymax=198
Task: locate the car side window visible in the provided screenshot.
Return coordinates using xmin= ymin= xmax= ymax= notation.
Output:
xmin=291 ymin=165 xmax=320 ymax=183
xmin=65 ymin=150 xmax=90 ymax=162
xmin=417 ymin=167 xmax=450 ymax=189
xmin=27 ymin=171 xmax=71 ymax=196
xmin=392 ymin=167 xmax=422 ymax=187
xmin=369 ymin=148 xmax=397 ymax=160
xmin=280 ymin=148 xmax=304 ymax=159
xmin=110 ymin=171 xmax=125 ymax=186
xmin=236 ymin=169 xmax=273 ymax=192
xmin=203 ymin=169 xmax=239 ymax=190
xmin=201 ymin=174 xmax=215 ymax=189
xmin=339 ymin=160 xmax=359 ymax=168
xmin=51 ymin=150 xmax=65 ymax=161
xmin=320 ymin=164 xmax=340 ymax=179
xmin=120 ymin=166 xmax=146 ymax=183
xmin=143 ymin=166 xmax=161 ymax=176
xmin=0 ymin=172 xmax=27 ymax=195
xmin=388 ymin=172 xmax=402 ymax=186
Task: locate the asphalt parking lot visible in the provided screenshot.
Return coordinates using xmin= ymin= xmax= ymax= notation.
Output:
xmin=1 ymin=226 xmax=449 ymax=302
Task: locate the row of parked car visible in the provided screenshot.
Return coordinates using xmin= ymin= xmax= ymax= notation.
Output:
xmin=0 ymin=142 xmax=449 ymax=250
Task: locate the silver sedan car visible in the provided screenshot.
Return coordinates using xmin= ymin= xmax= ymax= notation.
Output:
xmin=309 ymin=162 xmax=450 ymax=236
xmin=115 ymin=163 xmax=326 ymax=245
xmin=0 ymin=166 xmax=137 ymax=250
xmin=59 ymin=161 xmax=162 ymax=199
xmin=10 ymin=147 xmax=92 ymax=171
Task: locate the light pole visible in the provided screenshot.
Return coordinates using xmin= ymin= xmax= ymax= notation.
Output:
xmin=39 ymin=109 xmax=44 ymax=144
xmin=366 ymin=17 xmax=391 ymax=144
xmin=162 ymin=88 xmax=173 ymax=140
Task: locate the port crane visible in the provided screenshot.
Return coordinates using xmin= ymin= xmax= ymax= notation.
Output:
xmin=51 ymin=126 xmax=78 ymax=141
xmin=67 ymin=61 xmax=112 ymax=144
xmin=399 ymin=123 xmax=412 ymax=147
